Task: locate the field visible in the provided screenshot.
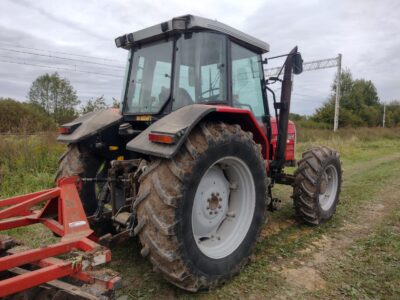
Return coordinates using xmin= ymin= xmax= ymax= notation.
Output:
xmin=1 ymin=128 xmax=400 ymax=299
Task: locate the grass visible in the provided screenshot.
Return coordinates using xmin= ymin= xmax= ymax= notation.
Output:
xmin=1 ymin=127 xmax=400 ymax=299
xmin=309 ymin=208 xmax=400 ymax=299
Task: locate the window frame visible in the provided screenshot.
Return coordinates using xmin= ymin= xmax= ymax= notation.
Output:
xmin=227 ymin=38 xmax=270 ymax=120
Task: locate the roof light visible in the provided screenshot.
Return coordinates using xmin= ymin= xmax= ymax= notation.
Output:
xmin=115 ymin=35 xmax=127 ymax=48
xmin=148 ymin=132 xmax=177 ymax=144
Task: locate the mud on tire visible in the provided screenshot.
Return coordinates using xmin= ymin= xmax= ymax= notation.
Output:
xmin=56 ymin=144 xmax=102 ymax=216
xmin=293 ymin=146 xmax=342 ymax=225
xmin=134 ymin=122 xmax=268 ymax=291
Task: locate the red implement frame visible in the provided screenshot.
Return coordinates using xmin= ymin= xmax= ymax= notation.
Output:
xmin=0 ymin=176 xmax=120 ymax=298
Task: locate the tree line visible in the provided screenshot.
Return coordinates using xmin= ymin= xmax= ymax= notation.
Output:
xmin=311 ymin=69 xmax=400 ymax=128
xmin=0 ymin=70 xmax=399 ymax=134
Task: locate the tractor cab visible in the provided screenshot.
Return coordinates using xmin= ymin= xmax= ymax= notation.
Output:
xmin=115 ymin=14 xmax=297 ymax=164
xmin=116 ymin=15 xmax=269 ymax=122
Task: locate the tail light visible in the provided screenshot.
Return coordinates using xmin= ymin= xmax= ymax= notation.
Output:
xmin=148 ymin=132 xmax=177 ymax=144
xmin=58 ymin=123 xmax=80 ymax=134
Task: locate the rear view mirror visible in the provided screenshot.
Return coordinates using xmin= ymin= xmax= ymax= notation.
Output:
xmin=293 ymin=53 xmax=303 ymax=75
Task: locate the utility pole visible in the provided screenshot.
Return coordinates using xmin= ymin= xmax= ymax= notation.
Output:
xmin=383 ymin=103 xmax=386 ymax=128
xmin=333 ymin=54 xmax=342 ymax=132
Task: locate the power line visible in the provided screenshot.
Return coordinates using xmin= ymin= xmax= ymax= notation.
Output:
xmin=0 ymin=54 xmax=122 ymax=73
xmin=0 ymin=59 xmax=123 ymax=78
xmin=0 ymin=42 xmax=124 ymax=63
xmin=0 ymin=47 xmax=125 ymax=70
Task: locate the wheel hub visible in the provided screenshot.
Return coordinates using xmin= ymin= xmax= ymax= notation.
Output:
xmin=318 ymin=164 xmax=339 ymax=211
xmin=208 ymin=193 xmax=221 ymax=211
xmin=191 ymin=157 xmax=256 ymax=259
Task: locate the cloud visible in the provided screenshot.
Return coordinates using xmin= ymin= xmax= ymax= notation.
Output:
xmin=0 ymin=0 xmax=398 ymax=115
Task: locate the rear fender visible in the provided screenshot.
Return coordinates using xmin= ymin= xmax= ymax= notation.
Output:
xmin=126 ymin=104 xmax=269 ymax=160
xmin=57 ymin=109 xmax=123 ymax=143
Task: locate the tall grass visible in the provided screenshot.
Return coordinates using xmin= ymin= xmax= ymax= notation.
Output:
xmin=0 ymin=133 xmax=65 ymax=197
xmin=0 ymin=127 xmax=399 ymax=198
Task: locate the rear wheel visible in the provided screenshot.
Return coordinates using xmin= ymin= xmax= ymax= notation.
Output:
xmin=293 ymin=146 xmax=342 ymax=225
xmin=135 ymin=122 xmax=268 ymax=291
xmin=56 ymin=144 xmax=103 ymax=216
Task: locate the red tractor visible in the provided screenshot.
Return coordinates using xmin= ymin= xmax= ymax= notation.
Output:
xmin=1 ymin=15 xmax=342 ymax=295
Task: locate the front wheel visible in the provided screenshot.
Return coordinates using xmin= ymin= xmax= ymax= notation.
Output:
xmin=293 ymin=146 xmax=342 ymax=225
xmin=135 ymin=122 xmax=268 ymax=291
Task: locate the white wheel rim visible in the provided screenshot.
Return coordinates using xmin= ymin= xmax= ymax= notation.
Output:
xmin=318 ymin=164 xmax=339 ymax=211
xmin=191 ymin=156 xmax=255 ymax=259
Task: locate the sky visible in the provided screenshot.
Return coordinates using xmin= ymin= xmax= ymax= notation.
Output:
xmin=0 ymin=0 xmax=399 ymax=115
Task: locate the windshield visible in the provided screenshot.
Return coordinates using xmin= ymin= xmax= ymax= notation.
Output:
xmin=124 ymin=40 xmax=173 ymax=114
xmin=173 ymin=32 xmax=227 ymax=110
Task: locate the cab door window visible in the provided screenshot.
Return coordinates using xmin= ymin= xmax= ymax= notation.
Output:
xmin=231 ymin=43 xmax=265 ymax=119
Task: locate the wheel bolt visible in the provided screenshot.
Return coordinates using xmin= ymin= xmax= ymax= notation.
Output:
xmin=209 ymin=211 xmax=212 ymax=215
xmin=219 ymin=198 xmax=222 ymax=202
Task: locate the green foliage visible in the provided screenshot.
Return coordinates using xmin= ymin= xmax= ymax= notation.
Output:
xmin=112 ymin=97 xmax=121 ymax=109
xmin=312 ymin=69 xmax=383 ymax=127
xmin=81 ymin=95 xmax=108 ymax=114
xmin=0 ymin=134 xmax=64 ymax=197
xmin=28 ymin=72 xmax=80 ymax=124
xmin=386 ymin=100 xmax=400 ymax=127
xmin=0 ymin=98 xmax=56 ymax=133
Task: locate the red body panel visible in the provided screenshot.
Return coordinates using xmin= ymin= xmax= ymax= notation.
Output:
xmin=215 ymin=106 xmax=269 ymax=160
xmin=214 ymin=106 xmax=296 ymax=164
xmin=269 ymin=118 xmax=296 ymax=162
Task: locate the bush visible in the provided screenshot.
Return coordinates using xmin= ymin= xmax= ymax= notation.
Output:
xmin=0 ymin=98 xmax=56 ymax=134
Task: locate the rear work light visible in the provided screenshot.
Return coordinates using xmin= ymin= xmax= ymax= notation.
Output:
xmin=148 ymin=132 xmax=177 ymax=144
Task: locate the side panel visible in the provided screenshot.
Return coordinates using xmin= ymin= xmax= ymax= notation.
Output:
xmin=126 ymin=104 xmax=270 ymax=162
xmin=57 ymin=109 xmax=123 ymax=143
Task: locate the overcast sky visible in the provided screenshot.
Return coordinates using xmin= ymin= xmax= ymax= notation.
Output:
xmin=0 ymin=0 xmax=398 ymax=115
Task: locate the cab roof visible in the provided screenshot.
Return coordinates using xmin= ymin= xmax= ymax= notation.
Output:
xmin=115 ymin=14 xmax=270 ymax=54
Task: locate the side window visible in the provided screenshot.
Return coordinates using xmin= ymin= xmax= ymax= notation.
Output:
xmin=150 ymin=61 xmax=172 ymax=110
xmin=131 ymin=56 xmax=145 ymax=106
xmin=231 ymin=43 xmax=265 ymax=119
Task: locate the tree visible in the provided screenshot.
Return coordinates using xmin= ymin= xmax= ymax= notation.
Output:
xmin=312 ymin=69 xmax=381 ymax=127
xmin=28 ymin=73 xmax=80 ymax=124
xmin=81 ymin=95 xmax=108 ymax=114
xmin=386 ymin=100 xmax=400 ymax=127
xmin=0 ymin=98 xmax=56 ymax=133
xmin=112 ymin=97 xmax=121 ymax=109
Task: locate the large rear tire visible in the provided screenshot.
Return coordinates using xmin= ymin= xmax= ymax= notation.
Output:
xmin=293 ymin=146 xmax=342 ymax=225
xmin=56 ymin=144 xmax=102 ymax=216
xmin=135 ymin=122 xmax=268 ymax=291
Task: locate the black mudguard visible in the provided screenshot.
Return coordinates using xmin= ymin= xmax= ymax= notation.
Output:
xmin=127 ymin=104 xmax=216 ymax=158
xmin=57 ymin=109 xmax=123 ymax=143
